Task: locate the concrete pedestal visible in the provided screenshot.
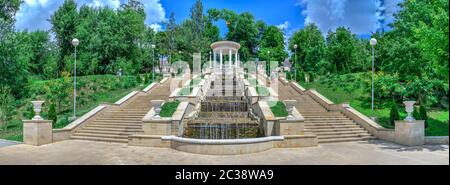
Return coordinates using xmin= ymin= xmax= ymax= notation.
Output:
xmin=394 ymin=120 xmax=425 ymax=146
xmin=23 ymin=120 xmax=53 ymax=146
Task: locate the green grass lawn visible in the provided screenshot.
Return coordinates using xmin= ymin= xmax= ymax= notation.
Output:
xmin=0 ymin=74 xmax=148 ymax=142
xmin=247 ymin=78 xmax=260 ymax=86
xmin=190 ymin=78 xmax=202 ymax=86
xmin=300 ymin=73 xmax=448 ymax=136
xmin=268 ymin=101 xmax=289 ymax=117
xmin=159 ymin=100 xmax=180 ymax=117
xmin=256 ymin=86 xmax=270 ymax=96
xmin=178 ymin=87 xmax=193 ymax=96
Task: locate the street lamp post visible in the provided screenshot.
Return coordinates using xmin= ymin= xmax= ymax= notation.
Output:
xmin=151 ymin=44 xmax=156 ymax=82
xmin=254 ymin=47 xmax=260 ymax=85
xmin=370 ymin=38 xmax=377 ymax=120
xmin=294 ymin=44 xmax=298 ymax=81
xmin=267 ymin=50 xmax=271 ymax=76
xmin=71 ymin=38 xmax=79 ymax=120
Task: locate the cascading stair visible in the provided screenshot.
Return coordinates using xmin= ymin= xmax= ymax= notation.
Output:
xmin=70 ymin=80 xmax=172 ymax=143
xmin=277 ymin=80 xmax=376 ymax=143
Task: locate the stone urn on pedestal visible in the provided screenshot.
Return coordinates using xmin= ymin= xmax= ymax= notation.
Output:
xmin=284 ymin=100 xmax=297 ymax=120
xmin=394 ymin=101 xmax=425 ymax=146
xmin=23 ymin=100 xmax=53 ymax=146
xmin=151 ymin=100 xmax=164 ymax=119
xmin=30 ymin=101 xmax=44 ymax=120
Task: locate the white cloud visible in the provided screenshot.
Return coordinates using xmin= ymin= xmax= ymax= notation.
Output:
xmin=276 ymin=21 xmax=289 ymax=30
xmin=149 ymin=23 xmax=162 ymax=32
xmin=143 ymin=0 xmax=166 ymax=25
xmin=24 ymin=0 xmax=49 ymax=6
xmin=15 ymin=0 xmax=166 ymax=31
xmin=299 ymin=0 xmax=402 ymax=34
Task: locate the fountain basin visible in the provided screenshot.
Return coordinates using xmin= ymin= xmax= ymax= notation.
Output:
xmin=163 ymin=136 xmax=284 ymax=155
xmin=128 ymin=134 xmax=318 ymax=155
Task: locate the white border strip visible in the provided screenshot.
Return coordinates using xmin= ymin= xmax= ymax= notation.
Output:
xmin=162 ymin=136 xmax=284 ymax=144
xmin=159 ymin=77 xmax=169 ymax=84
xmin=114 ymin=91 xmax=139 ymax=105
xmin=143 ymin=82 xmax=157 ymax=92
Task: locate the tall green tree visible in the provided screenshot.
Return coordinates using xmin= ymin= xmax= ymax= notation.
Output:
xmin=50 ymin=0 xmax=79 ymax=75
xmin=326 ymin=27 xmax=359 ymax=74
xmin=289 ymin=23 xmax=326 ymax=78
xmin=258 ymin=25 xmax=287 ymax=72
xmin=0 ymin=0 xmax=31 ymax=97
xmin=372 ymin=0 xmax=449 ymax=105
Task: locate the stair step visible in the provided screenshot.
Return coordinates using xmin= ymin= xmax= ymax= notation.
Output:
xmin=319 ymin=136 xmax=376 ymax=143
xmin=90 ymin=122 xmax=142 ymax=126
xmin=84 ymin=125 xmax=142 ymax=129
xmin=301 ymin=112 xmax=342 ymax=115
xmin=98 ymin=115 xmax=144 ymax=118
xmin=305 ymin=128 xmax=365 ymax=132
xmin=70 ymin=136 xmax=128 ymax=143
xmin=313 ymin=130 xmax=369 ymax=135
xmin=305 ymin=120 xmax=353 ymax=123
xmin=305 ymin=125 xmax=359 ymax=129
xmin=77 ymin=130 xmax=143 ymax=135
xmin=304 ymin=122 xmax=356 ymax=126
xmin=73 ymin=132 xmax=129 ymax=139
xmin=81 ymin=127 xmax=143 ymax=132
xmin=317 ymin=133 xmax=372 ymax=139
xmin=302 ymin=115 xmax=349 ymax=119
xmin=305 ymin=118 xmax=350 ymax=120
xmin=93 ymin=119 xmax=142 ymax=123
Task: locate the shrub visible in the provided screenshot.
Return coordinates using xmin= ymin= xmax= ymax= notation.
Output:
xmin=286 ymin=72 xmax=292 ymax=80
xmin=54 ymin=116 xmax=69 ymax=129
xmin=419 ymin=105 xmax=428 ymax=128
xmin=23 ymin=103 xmax=35 ymax=120
xmin=0 ymin=86 xmax=15 ymax=130
xmin=144 ymin=73 xmax=150 ymax=84
xmin=136 ymin=75 xmax=142 ymax=84
xmin=48 ymin=104 xmax=57 ymax=124
xmin=389 ymin=103 xmax=400 ymax=126
xmin=160 ymin=100 xmax=180 ymax=117
xmin=268 ymin=101 xmax=289 ymax=117
xmin=413 ymin=108 xmax=420 ymax=121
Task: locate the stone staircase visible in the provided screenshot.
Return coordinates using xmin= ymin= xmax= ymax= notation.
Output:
xmin=278 ymin=82 xmax=376 ymax=143
xmin=70 ymin=80 xmax=172 ymax=143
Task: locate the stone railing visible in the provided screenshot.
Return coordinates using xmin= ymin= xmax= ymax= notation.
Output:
xmin=254 ymin=101 xmax=314 ymax=142
xmin=279 ymin=77 xmax=289 ymax=85
xmin=247 ymin=87 xmax=279 ymax=104
xmin=114 ymin=91 xmax=139 ymax=105
xmin=286 ymin=80 xmax=396 ymax=143
xmin=52 ymin=105 xmax=107 ymax=142
xmin=143 ymin=82 xmax=157 ymax=92
xmin=52 ymin=77 xmax=170 ymax=143
xmin=306 ymin=89 xmax=334 ymax=110
xmin=289 ymin=81 xmax=306 ymax=94
xmin=169 ymin=87 xmax=201 ymax=105
xmin=140 ymin=101 xmax=190 ymax=137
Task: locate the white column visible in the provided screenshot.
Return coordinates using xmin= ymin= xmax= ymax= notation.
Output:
xmin=213 ymin=51 xmax=216 ymax=69
xmin=209 ymin=51 xmax=212 ymax=68
xmin=229 ymin=49 xmax=232 ymax=68
xmin=220 ymin=49 xmax=223 ymax=70
xmin=235 ymin=51 xmax=238 ymax=67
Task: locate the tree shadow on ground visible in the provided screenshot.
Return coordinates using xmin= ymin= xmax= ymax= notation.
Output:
xmin=362 ymin=139 xmax=448 ymax=152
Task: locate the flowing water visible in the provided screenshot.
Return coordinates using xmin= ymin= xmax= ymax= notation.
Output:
xmin=184 ymin=70 xmax=261 ymax=139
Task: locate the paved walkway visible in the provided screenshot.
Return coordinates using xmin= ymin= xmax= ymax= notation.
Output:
xmin=0 ymin=140 xmax=447 ymax=165
xmin=0 ymin=139 xmax=21 ymax=148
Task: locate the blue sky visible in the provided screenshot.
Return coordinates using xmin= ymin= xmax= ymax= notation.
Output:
xmin=15 ymin=0 xmax=403 ymax=38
